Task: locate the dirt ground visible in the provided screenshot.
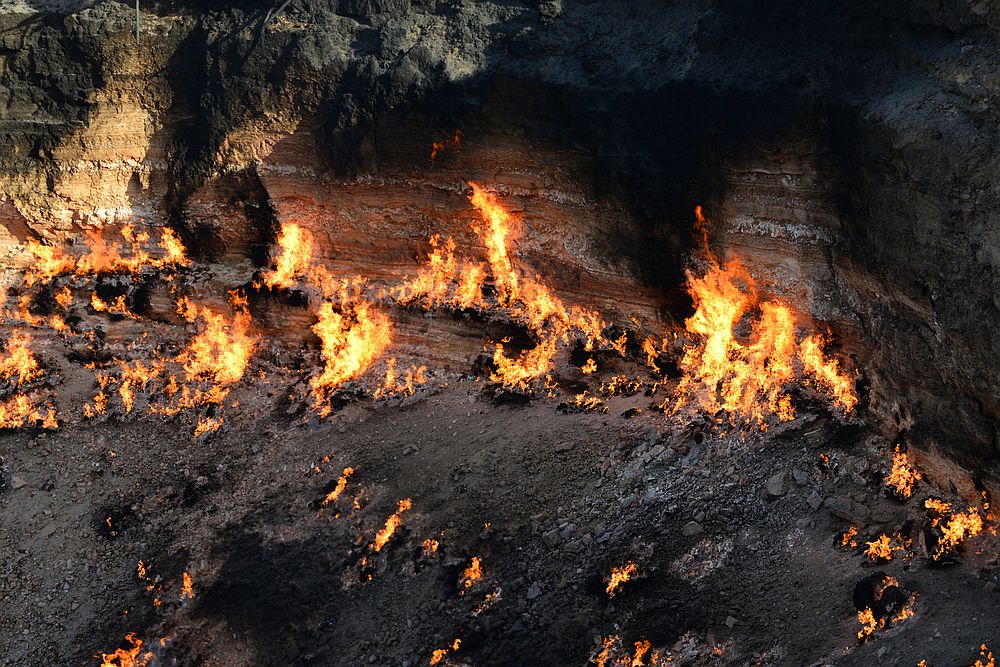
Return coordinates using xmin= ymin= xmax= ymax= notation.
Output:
xmin=2 ymin=365 xmax=998 ymax=667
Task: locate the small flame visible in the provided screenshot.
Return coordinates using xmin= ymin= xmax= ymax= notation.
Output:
xmin=97 ymin=632 xmax=153 ymax=667
xmin=459 ymin=556 xmax=483 ymax=593
xmin=925 ymin=497 xmax=986 ymax=559
xmin=371 ymin=498 xmax=413 ymax=552
xmin=180 ymin=571 xmax=195 ymax=601
xmin=885 ymin=444 xmax=921 ymax=497
xmin=605 ymin=561 xmax=638 ymax=598
xmin=864 ymin=533 xmax=911 ymax=561
xmin=593 ymin=635 xmax=661 ymax=667
xmin=975 ymin=644 xmax=995 ymax=667
xmin=321 ymin=467 xmax=354 ymax=508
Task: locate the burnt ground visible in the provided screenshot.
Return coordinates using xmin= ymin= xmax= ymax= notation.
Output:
xmin=1 ymin=376 xmax=998 ymax=667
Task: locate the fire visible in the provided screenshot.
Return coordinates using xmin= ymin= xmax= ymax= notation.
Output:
xmin=430 ymin=129 xmax=461 ymax=163
xmin=422 ymin=538 xmax=440 ymax=556
xmin=885 ymin=444 xmax=921 ymax=497
xmin=321 ymin=467 xmax=354 ymax=508
xmin=925 ymin=497 xmax=985 ymax=559
xmin=429 ymin=638 xmax=461 ymax=666
xmin=180 ymin=571 xmax=194 ymax=601
xmin=856 ymin=574 xmax=915 ymax=641
xmin=605 ymin=561 xmax=638 ymax=597
xmin=177 ymin=299 xmax=256 ymax=386
xmin=373 ymin=358 xmax=427 ymax=399
xmin=310 ymin=300 xmax=392 ymax=415
xmin=593 ymin=635 xmax=661 ymax=667
xmin=839 ymin=526 xmax=859 ymax=549
xmin=975 ymin=644 xmax=995 ymax=667
xmin=371 ymin=498 xmax=412 ymax=552
xmin=261 ymin=222 xmax=314 ymax=290
xmin=0 ymin=331 xmax=43 ymax=386
xmin=865 ymin=533 xmax=911 ymax=561
xmin=97 ymin=632 xmax=153 ymax=667
xmin=671 ymin=207 xmax=856 ymax=425
xmin=23 ymin=225 xmax=188 ymax=287
xmin=459 ymin=556 xmax=483 ymax=593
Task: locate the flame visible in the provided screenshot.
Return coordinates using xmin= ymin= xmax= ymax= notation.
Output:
xmin=310 ymin=300 xmax=392 ymax=415
xmin=0 ymin=330 xmax=43 ymax=386
xmin=373 ymin=358 xmax=427 ymax=399
xmin=925 ymin=497 xmax=985 ymax=559
xmin=97 ymin=632 xmax=153 ymax=667
xmin=261 ymin=222 xmax=314 ymax=290
xmin=856 ymin=574 xmax=915 ymax=641
xmin=180 ymin=571 xmax=195 ymax=600
xmin=459 ymin=556 xmax=483 ymax=593
xmin=23 ymin=226 xmax=188 ymax=287
xmin=885 ymin=445 xmax=921 ymax=497
xmin=430 ymin=129 xmax=462 ymax=163
xmin=371 ymin=498 xmax=412 ymax=552
xmin=422 ymin=538 xmax=439 ymax=556
xmin=671 ymin=208 xmax=856 ymax=425
xmin=839 ymin=526 xmax=859 ymax=549
xmin=975 ymin=645 xmax=995 ymax=667
xmin=429 ymin=638 xmax=461 ymax=666
xmin=321 ymin=467 xmax=354 ymax=508
xmin=594 ymin=635 xmax=661 ymax=667
xmin=865 ymin=533 xmax=911 ymax=561
xmin=605 ymin=561 xmax=637 ymax=598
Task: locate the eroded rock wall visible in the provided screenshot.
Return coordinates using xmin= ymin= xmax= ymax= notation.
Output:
xmin=2 ymin=0 xmax=999 ymax=480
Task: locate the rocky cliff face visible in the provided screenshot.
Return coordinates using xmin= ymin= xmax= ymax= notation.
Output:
xmin=2 ymin=0 xmax=999 ymax=482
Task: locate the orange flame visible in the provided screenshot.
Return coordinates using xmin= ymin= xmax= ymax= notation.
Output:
xmin=459 ymin=556 xmax=483 ymax=593
xmin=97 ymin=632 xmax=153 ymax=667
xmin=925 ymin=498 xmax=985 ymax=559
xmin=975 ymin=645 xmax=995 ymax=667
xmin=672 ymin=208 xmax=857 ymax=425
xmin=372 ymin=498 xmax=413 ymax=552
xmin=593 ymin=635 xmax=661 ymax=667
xmin=885 ymin=444 xmax=921 ymax=497
xmin=261 ymin=222 xmax=314 ymax=290
xmin=180 ymin=571 xmax=195 ymax=600
xmin=321 ymin=467 xmax=354 ymax=508
xmin=605 ymin=561 xmax=637 ymax=598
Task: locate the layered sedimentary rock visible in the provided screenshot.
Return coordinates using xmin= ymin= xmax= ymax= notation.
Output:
xmin=1 ymin=0 xmax=999 ymax=481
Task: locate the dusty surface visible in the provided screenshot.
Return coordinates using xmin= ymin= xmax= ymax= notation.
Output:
xmin=2 ymin=373 xmax=999 ymax=666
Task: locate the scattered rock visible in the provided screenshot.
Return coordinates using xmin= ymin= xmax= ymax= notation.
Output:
xmin=725 ymin=615 xmax=738 ymax=629
xmin=526 ymin=584 xmax=542 ymax=600
xmin=681 ymin=521 xmax=703 ymax=537
xmin=792 ymin=469 xmax=809 ymax=485
xmin=807 ymin=490 xmax=823 ymax=511
xmin=555 ymin=441 xmax=575 ymax=453
xmin=824 ymin=495 xmax=869 ymax=525
xmin=10 ymin=476 xmax=27 ymax=490
xmin=765 ymin=472 xmax=787 ymax=499
xmin=542 ymin=529 xmax=561 ymax=548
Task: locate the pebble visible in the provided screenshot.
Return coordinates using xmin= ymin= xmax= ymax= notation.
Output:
xmin=11 ymin=476 xmax=27 ymax=490
xmin=526 ymin=584 xmax=541 ymax=600
xmin=765 ymin=472 xmax=787 ymax=499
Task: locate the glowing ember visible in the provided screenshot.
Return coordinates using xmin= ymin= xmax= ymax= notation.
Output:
xmin=429 ymin=637 xmax=461 ymax=666
xmin=885 ymin=444 xmax=921 ymax=497
xmin=371 ymin=498 xmax=412 ymax=552
xmin=422 ymin=538 xmax=440 ymax=556
xmin=605 ymin=561 xmax=638 ymax=598
xmin=97 ymin=632 xmax=153 ymax=667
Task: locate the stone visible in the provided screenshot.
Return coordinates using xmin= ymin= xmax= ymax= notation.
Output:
xmin=792 ymin=469 xmax=809 ymax=485
xmin=542 ymin=529 xmax=561 ymax=548
xmin=725 ymin=615 xmax=738 ymax=629
xmin=555 ymin=441 xmax=575 ymax=453
xmin=765 ymin=472 xmax=787 ymax=499
xmin=807 ymin=490 xmax=823 ymax=511
xmin=681 ymin=521 xmax=703 ymax=537
xmin=526 ymin=584 xmax=541 ymax=600
xmin=10 ymin=476 xmax=26 ymax=490
xmin=824 ymin=496 xmax=869 ymax=525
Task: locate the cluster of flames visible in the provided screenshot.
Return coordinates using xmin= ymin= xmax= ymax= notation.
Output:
xmin=856 ymin=574 xmax=915 ymax=641
xmin=592 ymin=636 xmax=661 ymax=667
xmin=0 ymin=331 xmax=57 ymax=429
xmin=605 ymin=561 xmax=637 ymax=598
xmin=669 ymin=209 xmax=857 ymax=427
xmin=0 ymin=184 xmax=859 ymax=436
